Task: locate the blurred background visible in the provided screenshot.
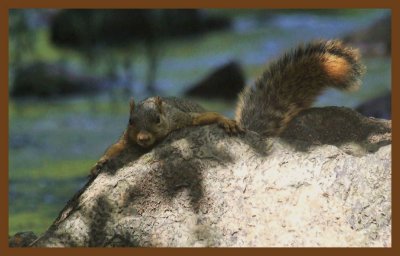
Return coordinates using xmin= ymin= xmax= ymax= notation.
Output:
xmin=8 ymin=9 xmax=391 ymax=236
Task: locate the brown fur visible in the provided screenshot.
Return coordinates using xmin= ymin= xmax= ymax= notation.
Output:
xmin=90 ymin=97 xmax=242 ymax=176
xmin=322 ymin=54 xmax=351 ymax=83
xmin=192 ymin=112 xmax=243 ymax=134
xmin=91 ymin=40 xmax=365 ymax=176
xmin=235 ymin=39 xmax=365 ymax=136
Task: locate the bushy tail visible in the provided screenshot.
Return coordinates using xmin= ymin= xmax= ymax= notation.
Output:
xmin=235 ymin=39 xmax=366 ymax=136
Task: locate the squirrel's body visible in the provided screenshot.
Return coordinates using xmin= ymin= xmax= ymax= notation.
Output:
xmin=91 ymin=40 xmax=365 ymax=176
xmin=91 ymin=96 xmax=241 ymax=175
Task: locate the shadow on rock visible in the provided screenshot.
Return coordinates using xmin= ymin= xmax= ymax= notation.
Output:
xmin=280 ymin=107 xmax=391 ymax=155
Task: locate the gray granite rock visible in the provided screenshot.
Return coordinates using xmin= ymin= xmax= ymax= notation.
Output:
xmin=31 ymin=107 xmax=391 ymax=247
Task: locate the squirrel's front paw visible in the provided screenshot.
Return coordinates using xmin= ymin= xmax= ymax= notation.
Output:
xmin=218 ymin=118 xmax=244 ymax=135
xmin=89 ymin=159 xmax=108 ymax=177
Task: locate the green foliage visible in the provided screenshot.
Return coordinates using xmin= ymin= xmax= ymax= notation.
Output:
xmin=9 ymin=158 xmax=94 ymax=236
xmin=9 ymin=205 xmax=58 ymax=236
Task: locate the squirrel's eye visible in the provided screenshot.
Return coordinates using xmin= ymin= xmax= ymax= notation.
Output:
xmin=155 ymin=116 xmax=161 ymax=124
xmin=129 ymin=118 xmax=134 ymax=125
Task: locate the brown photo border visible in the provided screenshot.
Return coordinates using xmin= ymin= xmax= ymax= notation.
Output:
xmin=0 ymin=0 xmax=397 ymax=255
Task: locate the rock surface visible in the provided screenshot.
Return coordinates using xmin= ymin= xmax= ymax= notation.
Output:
xmin=30 ymin=107 xmax=391 ymax=247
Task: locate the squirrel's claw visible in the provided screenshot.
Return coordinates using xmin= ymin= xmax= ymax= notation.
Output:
xmin=89 ymin=164 xmax=100 ymax=177
xmin=89 ymin=158 xmax=108 ymax=177
xmin=218 ymin=118 xmax=244 ymax=135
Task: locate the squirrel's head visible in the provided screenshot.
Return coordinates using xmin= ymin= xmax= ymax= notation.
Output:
xmin=128 ymin=96 xmax=170 ymax=148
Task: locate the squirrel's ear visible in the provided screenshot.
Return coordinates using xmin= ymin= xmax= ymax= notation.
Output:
xmin=129 ymin=97 xmax=135 ymax=113
xmin=155 ymin=96 xmax=163 ymax=114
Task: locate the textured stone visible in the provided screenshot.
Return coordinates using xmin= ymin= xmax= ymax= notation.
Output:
xmin=31 ymin=107 xmax=391 ymax=247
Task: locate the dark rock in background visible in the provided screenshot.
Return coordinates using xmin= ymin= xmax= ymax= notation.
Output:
xmin=10 ymin=62 xmax=106 ymax=98
xmin=185 ymin=61 xmax=246 ymax=100
xmin=356 ymin=91 xmax=391 ymax=120
xmin=343 ymin=13 xmax=391 ymax=57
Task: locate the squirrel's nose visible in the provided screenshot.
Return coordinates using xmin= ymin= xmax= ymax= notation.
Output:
xmin=137 ymin=133 xmax=151 ymax=142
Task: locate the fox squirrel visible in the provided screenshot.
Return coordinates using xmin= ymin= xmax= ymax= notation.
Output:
xmin=90 ymin=39 xmax=365 ymax=176
xmin=90 ymin=97 xmax=244 ymax=175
